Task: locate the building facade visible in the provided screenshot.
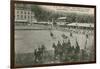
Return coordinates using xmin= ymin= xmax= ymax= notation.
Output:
xmin=15 ymin=3 xmax=36 ymax=25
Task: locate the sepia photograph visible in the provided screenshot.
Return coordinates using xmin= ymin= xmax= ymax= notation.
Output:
xmin=11 ymin=1 xmax=96 ymax=68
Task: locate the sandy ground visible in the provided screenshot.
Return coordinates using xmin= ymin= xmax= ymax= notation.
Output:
xmin=15 ymin=25 xmax=94 ymax=54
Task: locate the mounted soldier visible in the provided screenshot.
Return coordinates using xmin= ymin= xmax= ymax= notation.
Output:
xmin=57 ymin=41 xmax=63 ymax=61
xmin=34 ymin=49 xmax=38 ymax=63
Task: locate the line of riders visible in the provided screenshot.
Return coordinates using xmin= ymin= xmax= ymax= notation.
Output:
xmin=33 ymin=38 xmax=87 ymax=64
xmin=33 ymin=31 xmax=89 ymax=64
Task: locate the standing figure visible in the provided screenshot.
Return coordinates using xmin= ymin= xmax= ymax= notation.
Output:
xmin=57 ymin=41 xmax=63 ymax=61
xmin=52 ymin=43 xmax=58 ymax=60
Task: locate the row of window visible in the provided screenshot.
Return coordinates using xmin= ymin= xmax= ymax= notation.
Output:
xmin=16 ymin=10 xmax=34 ymax=15
xmin=16 ymin=15 xmax=34 ymax=20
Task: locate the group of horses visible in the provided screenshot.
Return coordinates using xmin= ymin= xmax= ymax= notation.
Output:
xmin=34 ymin=45 xmax=46 ymax=63
xmin=52 ymin=38 xmax=80 ymax=62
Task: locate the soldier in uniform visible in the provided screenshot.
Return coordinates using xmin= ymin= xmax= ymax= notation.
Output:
xmin=34 ymin=49 xmax=38 ymax=63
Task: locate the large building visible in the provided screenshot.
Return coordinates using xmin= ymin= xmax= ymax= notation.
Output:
xmin=14 ymin=3 xmax=36 ymax=25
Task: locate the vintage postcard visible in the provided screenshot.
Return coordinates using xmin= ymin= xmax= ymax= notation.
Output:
xmin=11 ymin=0 xmax=96 ymax=68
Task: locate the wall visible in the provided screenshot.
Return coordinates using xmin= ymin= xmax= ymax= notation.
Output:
xmin=0 ymin=0 xmax=100 ymax=69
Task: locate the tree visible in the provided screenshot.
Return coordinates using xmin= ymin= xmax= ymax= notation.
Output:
xmin=31 ymin=5 xmax=51 ymax=21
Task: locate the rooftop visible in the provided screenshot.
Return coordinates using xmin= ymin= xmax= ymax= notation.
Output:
xmin=57 ymin=17 xmax=67 ymax=19
xmin=67 ymin=23 xmax=94 ymax=27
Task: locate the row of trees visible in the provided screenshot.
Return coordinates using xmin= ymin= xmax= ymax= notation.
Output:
xmin=31 ymin=5 xmax=94 ymax=23
xmin=64 ymin=13 xmax=94 ymax=23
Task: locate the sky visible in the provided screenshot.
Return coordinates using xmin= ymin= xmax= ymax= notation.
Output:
xmin=40 ymin=5 xmax=94 ymax=15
